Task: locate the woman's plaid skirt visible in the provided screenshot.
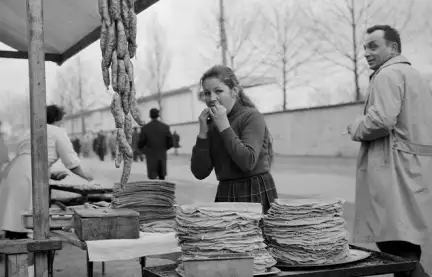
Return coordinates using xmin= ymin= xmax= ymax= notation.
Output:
xmin=214 ymin=172 xmax=278 ymax=214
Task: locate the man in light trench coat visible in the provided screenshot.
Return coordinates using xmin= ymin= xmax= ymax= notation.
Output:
xmin=347 ymin=25 xmax=432 ymax=277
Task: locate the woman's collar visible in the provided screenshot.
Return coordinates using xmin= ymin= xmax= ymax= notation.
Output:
xmin=227 ymin=100 xmax=242 ymax=118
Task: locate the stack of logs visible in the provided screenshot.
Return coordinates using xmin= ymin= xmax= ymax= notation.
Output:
xmin=98 ymin=0 xmax=145 ymax=186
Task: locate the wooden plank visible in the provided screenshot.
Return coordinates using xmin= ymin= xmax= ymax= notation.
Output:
xmin=50 ymin=184 xmax=112 ymax=194
xmin=50 ymin=231 xmax=87 ymax=250
xmin=26 ymin=0 xmax=49 ymax=276
xmin=27 ymin=240 xmax=62 ymax=253
xmin=134 ymin=0 xmax=159 ymax=14
xmin=0 ymin=241 xmax=29 ymax=255
xmin=0 ymin=50 xmax=62 ymax=64
xmin=74 ymin=208 xmax=138 ymax=218
xmin=0 ymin=239 xmax=62 ymax=255
xmin=6 ymin=254 xmax=28 ymax=277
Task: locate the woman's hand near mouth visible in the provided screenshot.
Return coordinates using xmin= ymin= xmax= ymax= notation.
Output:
xmin=198 ymin=108 xmax=211 ymax=138
xmin=208 ymin=102 xmax=230 ymax=132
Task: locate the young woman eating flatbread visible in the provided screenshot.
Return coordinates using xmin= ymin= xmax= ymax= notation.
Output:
xmin=190 ymin=65 xmax=278 ymax=214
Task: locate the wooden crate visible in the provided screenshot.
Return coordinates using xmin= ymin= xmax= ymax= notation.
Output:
xmin=73 ymin=208 xmax=139 ymax=241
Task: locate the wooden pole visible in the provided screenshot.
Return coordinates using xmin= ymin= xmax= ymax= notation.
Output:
xmin=26 ymin=0 xmax=50 ymax=276
xmin=219 ymin=0 xmax=228 ymax=66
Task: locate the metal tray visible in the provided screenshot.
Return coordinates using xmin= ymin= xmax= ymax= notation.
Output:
xmin=276 ymin=249 xmax=371 ymax=269
xmin=183 ymin=253 xmax=254 ymax=277
xmin=254 ymin=267 xmax=282 ymax=276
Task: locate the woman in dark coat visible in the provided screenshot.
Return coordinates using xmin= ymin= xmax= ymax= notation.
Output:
xmin=190 ymin=65 xmax=278 ymax=214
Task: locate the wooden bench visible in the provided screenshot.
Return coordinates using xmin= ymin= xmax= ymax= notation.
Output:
xmin=0 ymin=238 xmax=62 ymax=277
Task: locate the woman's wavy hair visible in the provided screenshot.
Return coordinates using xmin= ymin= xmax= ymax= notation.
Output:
xmin=200 ymin=65 xmax=274 ymax=166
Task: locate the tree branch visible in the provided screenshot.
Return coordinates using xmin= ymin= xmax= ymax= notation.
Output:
xmin=139 ymin=16 xmax=171 ymax=114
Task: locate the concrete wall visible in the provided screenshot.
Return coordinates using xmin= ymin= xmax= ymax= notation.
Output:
xmin=63 ymin=85 xmax=365 ymax=157
xmin=169 ymin=102 xmax=364 ymax=158
xmin=63 ymin=83 xmax=282 ymax=135
xmin=63 ymin=87 xmax=206 ymax=135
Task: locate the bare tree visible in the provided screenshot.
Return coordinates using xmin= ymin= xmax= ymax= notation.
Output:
xmin=0 ymin=91 xmax=29 ymax=130
xmin=301 ymin=0 xmax=414 ymax=101
xmin=198 ymin=0 xmax=268 ymax=80
xmin=261 ymin=0 xmax=321 ymax=111
xmin=137 ymin=17 xmax=171 ymax=120
xmin=52 ymin=57 xmax=106 ymax=133
xmin=422 ymin=2 xmax=432 ymax=63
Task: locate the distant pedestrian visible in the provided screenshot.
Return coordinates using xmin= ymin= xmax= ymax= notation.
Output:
xmin=93 ymin=131 xmax=107 ymax=161
xmin=108 ymin=130 xmax=117 ymax=160
xmin=132 ymin=127 xmax=143 ymax=162
xmin=72 ymin=135 xmax=81 ymax=156
xmin=138 ymin=108 xmax=173 ymax=180
xmin=0 ymin=121 xmax=9 ymax=171
xmin=82 ymin=132 xmax=92 ymax=158
xmin=172 ymin=131 xmax=180 ymax=156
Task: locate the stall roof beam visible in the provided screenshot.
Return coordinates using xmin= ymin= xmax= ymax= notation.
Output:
xmin=0 ymin=50 xmax=62 ymax=64
xmin=0 ymin=0 xmax=159 ymax=66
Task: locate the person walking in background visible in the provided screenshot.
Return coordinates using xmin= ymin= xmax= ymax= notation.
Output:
xmin=82 ymin=132 xmax=92 ymax=158
xmin=71 ymin=135 xmax=81 ymax=157
xmin=172 ymin=131 xmax=180 ymax=156
xmin=138 ymin=108 xmax=173 ymax=180
xmin=132 ymin=127 xmax=143 ymax=162
xmin=0 ymin=121 xmax=9 ymax=171
xmin=93 ymin=130 xmax=107 ymax=161
xmin=347 ymin=25 xmax=432 ymax=277
xmin=108 ymin=130 xmax=117 ymax=160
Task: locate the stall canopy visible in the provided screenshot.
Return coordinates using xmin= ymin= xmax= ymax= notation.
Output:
xmin=0 ymin=0 xmax=158 ymax=65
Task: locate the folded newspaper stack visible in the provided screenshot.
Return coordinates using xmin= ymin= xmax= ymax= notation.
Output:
xmin=112 ymin=181 xmax=176 ymax=232
xmin=263 ymin=198 xmax=350 ymax=266
xmin=174 ymin=203 xmax=276 ymax=276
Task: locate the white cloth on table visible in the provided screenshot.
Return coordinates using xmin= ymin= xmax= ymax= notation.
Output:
xmin=0 ymin=125 xmax=80 ymax=233
xmin=86 ymin=232 xmax=180 ymax=262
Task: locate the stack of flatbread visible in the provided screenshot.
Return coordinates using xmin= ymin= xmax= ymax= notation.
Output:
xmin=263 ymin=198 xmax=350 ymax=266
xmin=112 ymin=181 xmax=176 ymax=232
xmin=140 ymin=219 xmax=175 ymax=233
xmin=174 ymin=203 xmax=276 ymax=276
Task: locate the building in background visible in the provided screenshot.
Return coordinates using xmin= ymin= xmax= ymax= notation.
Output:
xmin=62 ymin=76 xmax=279 ymax=135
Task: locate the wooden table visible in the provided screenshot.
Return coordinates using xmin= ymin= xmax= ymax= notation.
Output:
xmin=142 ymin=245 xmax=418 ymax=277
xmin=49 ymin=184 xmax=113 ymax=204
xmin=51 ymin=230 xmax=181 ymax=277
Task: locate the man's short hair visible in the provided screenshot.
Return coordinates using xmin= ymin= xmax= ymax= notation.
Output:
xmin=366 ymin=25 xmax=402 ymax=53
xmin=150 ymin=108 xmax=159 ymax=119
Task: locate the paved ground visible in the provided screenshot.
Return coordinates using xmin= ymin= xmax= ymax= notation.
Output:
xmin=1 ymin=154 xmax=431 ymax=276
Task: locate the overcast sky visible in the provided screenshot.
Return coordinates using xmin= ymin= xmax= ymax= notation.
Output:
xmin=0 ymin=0 xmax=431 ymax=114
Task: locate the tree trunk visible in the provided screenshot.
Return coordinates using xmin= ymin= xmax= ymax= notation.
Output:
xmin=350 ymin=0 xmax=361 ymax=101
xmin=77 ymin=57 xmax=86 ymax=134
xmin=158 ymin=90 xmax=163 ymax=121
xmin=282 ymin=47 xmax=287 ymax=111
xmin=219 ymin=0 xmax=228 ymax=66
